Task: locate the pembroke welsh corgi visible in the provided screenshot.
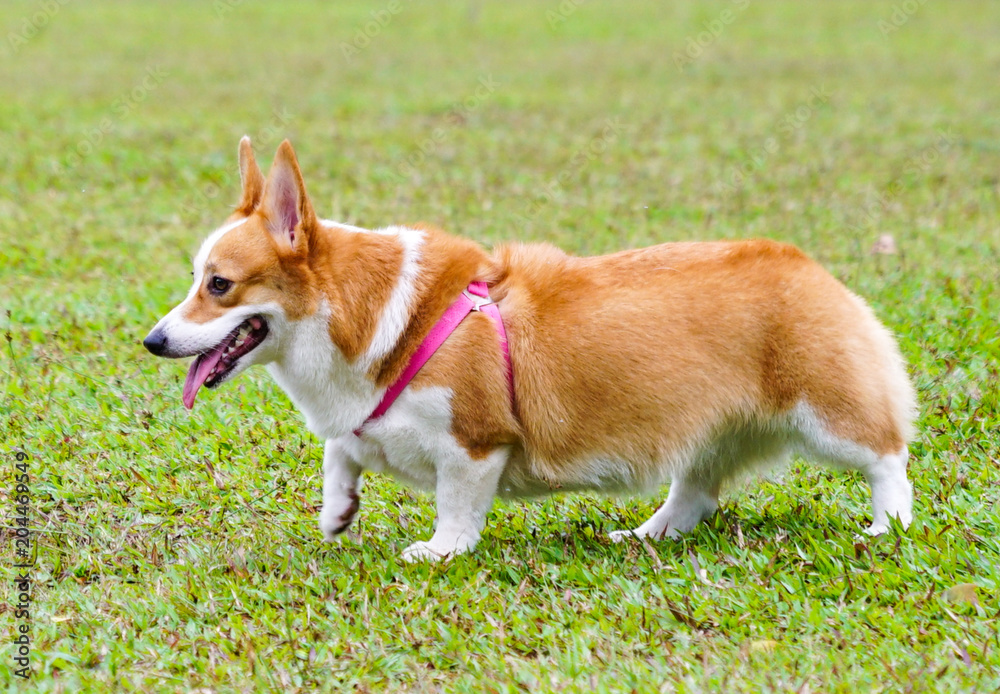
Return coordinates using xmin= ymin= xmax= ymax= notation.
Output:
xmin=144 ymin=138 xmax=916 ymax=561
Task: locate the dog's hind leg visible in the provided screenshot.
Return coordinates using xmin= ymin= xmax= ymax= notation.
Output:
xmin=791 ymin=403 xmax=913 ymax=536
xmin=608 ymin=425 xmax=788 ymax=543
xmin=609 ymin=471 xmax=720 ymax=542
xmin=860 ymin=447 xmax=912 ymax=535
xmin=401 ymin=446 xmax=509 ymax=562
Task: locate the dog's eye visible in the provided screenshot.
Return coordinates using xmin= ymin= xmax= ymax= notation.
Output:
xmin=209 ymin=276 xmax=232 ymax=294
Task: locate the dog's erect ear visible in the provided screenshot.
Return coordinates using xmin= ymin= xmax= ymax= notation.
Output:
xmin=236 ymin=136 xmax=265 ymax=215
xmin=260 ymin=140 xmax=317 ymax=252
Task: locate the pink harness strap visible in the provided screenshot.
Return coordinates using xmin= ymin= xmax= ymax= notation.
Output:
xmin=354 ymin=281 xmax=512 ymax=436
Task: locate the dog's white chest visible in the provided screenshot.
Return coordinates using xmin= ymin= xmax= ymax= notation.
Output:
xmin=264 ymin=308 xmax=379 ymax=440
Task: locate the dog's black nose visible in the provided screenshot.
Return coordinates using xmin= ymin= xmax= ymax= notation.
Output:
xmin=143 ymin=328 xmax=168 ymax=356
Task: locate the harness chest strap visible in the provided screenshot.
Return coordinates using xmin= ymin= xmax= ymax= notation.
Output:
xmin=354 ymin=281 xmax=513 ymax=436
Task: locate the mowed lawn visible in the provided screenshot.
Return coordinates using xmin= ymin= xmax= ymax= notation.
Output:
xmin=1 ymin=1 xmax=999 ymax=691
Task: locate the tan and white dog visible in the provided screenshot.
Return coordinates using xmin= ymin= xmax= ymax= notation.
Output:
xmin=144 ymin=138 xmax=916 ymax=561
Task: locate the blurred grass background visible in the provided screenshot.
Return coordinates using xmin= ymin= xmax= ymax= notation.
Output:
xmin=1 ymin=1 xmax=999 ymax=691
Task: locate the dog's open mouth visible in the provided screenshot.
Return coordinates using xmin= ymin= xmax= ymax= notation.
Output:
xmin=182 ymin=316 xmax=269 ymax=409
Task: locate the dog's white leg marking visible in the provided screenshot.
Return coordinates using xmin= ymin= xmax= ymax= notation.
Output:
xmin=862 ymin=447 xmax=912 ymax=536
xmin=319 ymin=437 xmax=363 ymax=540
xmin=610 ymin=473 xmax=719 ymax=543
xmin=791 ymin=403 xmax=913 ymax=536
xmin=401 ymin=447 xmax=509 ymax=562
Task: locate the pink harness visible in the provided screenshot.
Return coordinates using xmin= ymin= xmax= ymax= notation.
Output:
xmin=355 ymin=281 xmax=512 ymax=436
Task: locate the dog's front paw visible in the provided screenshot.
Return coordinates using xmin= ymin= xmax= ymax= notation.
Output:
xmin=401 ymin=541 xmax=451 ymax=563
xmin=609 ymin=529 xmax=637 ymax=544
xmin=401 ymin=534 xmax=477 ymax=563
xmin=319 ymin=490 xmax=360 ymax=541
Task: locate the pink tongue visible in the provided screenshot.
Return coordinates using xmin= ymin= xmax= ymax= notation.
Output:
xmin=182 ymin=343 xmax=228 ymax=410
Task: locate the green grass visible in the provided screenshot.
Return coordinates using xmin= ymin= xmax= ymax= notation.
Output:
xmin=2 ymin=0 xmax=999 ymax=691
